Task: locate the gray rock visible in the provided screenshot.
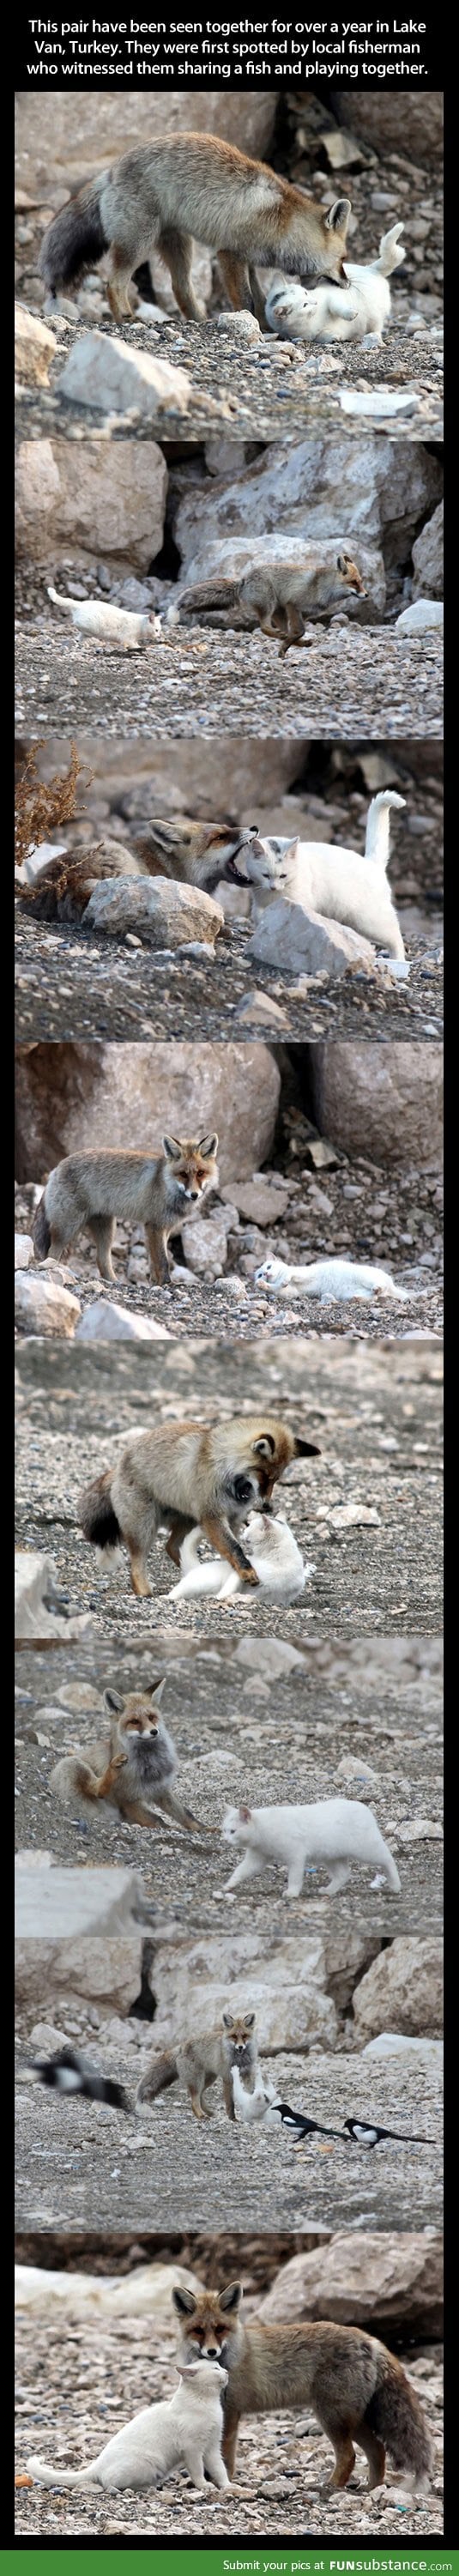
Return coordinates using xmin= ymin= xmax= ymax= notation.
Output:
xmin=396 ymin=600 xmax=444 ymax=634
xmin=412 ymin=500 xmax=444 ymax=601
xmin=15 ymin=1272 xmax=81 ymax=1336
xmin=84 ymin=876 xmax=224 ymax=948
xmin=15 ymin=1552 xmax=93 ymax=1642
xmin=247 ymin=901 xmax=376 ymax=977
xmin=15 ymin=304 xmax=57 ymax=385
xmin=15 ymin=1234 xmax=33 ymax=1270
xmin=57 ymin=331 xmax=192 ymax=420
xmin=15 ymin=1861 xmax=145 ymax=1941
xmin=75 ymin=1301 xmax=171 ymax=1342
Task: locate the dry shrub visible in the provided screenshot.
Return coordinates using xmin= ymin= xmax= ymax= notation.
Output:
xmin=15 ymin=744 xmax=90 ymax=869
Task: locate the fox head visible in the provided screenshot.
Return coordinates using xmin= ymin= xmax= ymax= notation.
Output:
xmin=336 ymin=551 xmax=367 ymax=599
xmin=104 ymin=1682 xmax=166 ymax=1738
xmin=276 ymin=190 xmax=352 ymax=284
xmin=162 ymin=1134 xmax=219 ymax=1200
xmin=221 ymin=2010 xmax=256 ymax=2058
xmin=173 ymin=2281 xmax=243 ymax=2361
xmin=220 ymin=1419 xmax=321 ymax=1509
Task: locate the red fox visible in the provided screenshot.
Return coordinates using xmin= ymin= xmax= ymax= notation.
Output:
xmin=33 ymin=1134 xmax=219 ymax=1286
xmin=173 ymin=2281 xmax=432 ymax=2495
xmin=179 ymin=552 xmax=367 ymax=653
xmin=39 ymin=132 xmax=352 ymax=325
xmin=136 ymin=2010 xmax=257 ymax=2123
xmin=79 ymin=1415 xmax=319 ymax=1597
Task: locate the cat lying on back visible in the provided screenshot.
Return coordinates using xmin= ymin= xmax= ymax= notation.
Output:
xmin=255 ymin=1257 xmax=408 ymax=1303
xmin=169 ymin=1511 xmax=311 ymax=1604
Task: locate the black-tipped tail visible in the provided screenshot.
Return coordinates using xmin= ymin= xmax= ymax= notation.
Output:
xmin=39 ymin=185 xmax=108 ymax=298
xmin=79 ymin=1471 xmax=121 ymax=1551
xmin=33 ymin=1194 xmax=51 ymax=1261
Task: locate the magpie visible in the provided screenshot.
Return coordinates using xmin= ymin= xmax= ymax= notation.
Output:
xmin=342 ymin=2116 xmax=434 ymax=2149
xmin=27 ymin=2047 xmax=132 ymax=2113
xmin=272 ymin=2101 xmax=344 ymax=2142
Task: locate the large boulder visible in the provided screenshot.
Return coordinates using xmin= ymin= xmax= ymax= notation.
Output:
xmin=15 ymin=1862 xmax=144 ymax=1942
xmin=15 ymin=2259 xmax=202 ymax=2319
xmin=15 ymin=1553 xmax=92 ymax=1640
xmin=412 ymin=501 xmax=444 ymax=602
xmin=331 ymin=93 xmax=444 ymax=167
xmin=15 ymin=94 xmax=276 ymax=199
xmin=15 ymin=1041 xmax=281 ymax=1186
xmin=15 ymin=1932 xmax=143 ymax=2012
xmin=310 ymin=1043 xmax=444 ymax=1170
xmin=15 ymin=304 xmax=57 ymax=385
xmin=15 ymin=1272 xmax=81 ymax=1337
xmin=257 ymin=2232 xmax=443 ymax=2337
xmin=352 ymin=1938 xmax=444 ymax=2042
xmin=15 ymin=436 xmax=166 ymax=572
xmin=149 ymin=1928 xmax=338 ymax=2053
xmin=174 ymin=437 xmax=441 ymax=571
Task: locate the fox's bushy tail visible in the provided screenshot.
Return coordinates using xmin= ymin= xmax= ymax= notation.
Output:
xmin=179 ymin=577 xmax=240 ymax=617
xmin=39 ymin=183 xmax=109 ymax=299
xmin=365 ymin=2349 xmax=432 ymax=2485
xmin=136 ymin=2051 xmax=178 ymax=2106
xmin=79 ymin=1472 xmax=122 ymax=1552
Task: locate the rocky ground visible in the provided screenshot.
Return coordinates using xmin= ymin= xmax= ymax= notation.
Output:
xmin=14 ymin=1580 xmax=444 ymax=1937
xmin=15 ymin=2030 xmax=443 ymax=2235
xmin=15 ymin=1335 xmax=444 ymax=1642
xmin=14 ymin=2303 xmax=444 ymax=2537
xmin=15 ymin=311 xmax=444 ymax=446
xmin=15 ymin=620 xmax=444 ymax=741
xmin=15 ymin=899 xmax=444 ymax=1046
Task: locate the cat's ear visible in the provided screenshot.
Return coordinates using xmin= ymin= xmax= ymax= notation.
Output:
xmin=220 ymin=2283 xmax=243 ymax=2313
xmin=293 ymin=1435 xmax=322 ymax=1457
xmin=172 ymin=2288 xmax=196 ymax=2316
xmin=198 ymin=1132 xmax=218 ymax=1157
xmin=243 ymin=2012 xmax=256 ymax=2029
xmin=178 ymin=2363 xmax=200 ymax=2379
xmin=239 ymin=1805 xmax=252 ymax=1822
xmin=104 ymin=1689 xmax=124 ymax=1714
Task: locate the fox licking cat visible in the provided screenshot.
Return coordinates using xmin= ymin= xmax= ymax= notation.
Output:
xmin=39 ymin=131 xmax=352 ymax=324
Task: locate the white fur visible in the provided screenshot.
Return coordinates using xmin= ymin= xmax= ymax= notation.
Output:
xmin=255 ymin=1256 xmax=408 ymax=1303
xmin=169 ymin=1512 xmax=311 ymax=1605
xmin=231 ymin=2063 xmax=281 ymax=2126
xmin=27 ymin=2361 xmax=229 ymax=2493
xmin=47 ymin=589 xmax=162 ymax=648
xmin=238 ymin=793 xmax=406 ymax=958
xmin=221 ymin=1799 xmax=401 ymax=1900
xmin=265 ymin=223 xmax=406 ymax=343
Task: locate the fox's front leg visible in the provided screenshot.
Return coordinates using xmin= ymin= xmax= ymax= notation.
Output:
xmin=200 ymin=1512 xmax=259 ymax=1585
xmin=158 ymin=1786 xmax=202 ymax=1836
xmin=222 ymin=2073 xmax=236 ymax=2123
xmin=218 ymin=252 xmax=254 ymax=314
xmin=118 ymin=1796 xmax=167 ymax=1828
xmin=144 ymin=1225 xmax=170 ymax=1286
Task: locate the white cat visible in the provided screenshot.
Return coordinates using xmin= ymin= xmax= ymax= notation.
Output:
xmin=47 ymin=589 xmax=162 ymax=649
xmin=255 ymin=1256 xmax=408 ymax=1303
xmin=234 ymin=792 xmax=406 ymax=958
xmin=265 ymin=223 xmax=406 ymax=343
xmin=221 ymin=1799 xmax=401 ymax=1900
xmin=27 ymin=2361 xmax=230 ymax=2493
xmin=169 ymin=1512 xmax=311 ymax=1605
xmin=231 ymin=2063 xmax=281 ymax=2126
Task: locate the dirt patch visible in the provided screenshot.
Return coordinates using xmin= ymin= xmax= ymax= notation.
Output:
xmin=15 ymin=621 xmax=444 ymax=741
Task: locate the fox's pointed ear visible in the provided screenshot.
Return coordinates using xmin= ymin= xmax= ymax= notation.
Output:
xmin=222 ymin=2011 xmax=234 ymax=2029
xmin=243 ymin=2012 xmax=256 ymax=2029
xmin=337 ymin=552 xmax=351 ymax=573
xmin=172 ymin=2288 xmax=196 ymax=2316
xmin=220 ymin=2283 xmax=243 ymax=2313
xmin=162 ymin=1134 xmax=181 ymax=1159
xmin=104 ymin=1688 xmax=124 ymax=1714
xmin=198 ymin=1132 xmax=218 ymax=1157
xmin=254 ymin=1434 xmax=275 ymax=1459
xmin=325 ymin=197 xmax=351 ymax=233
xmin=150 ymin=1678 xmax=166 ymax=1707
xmin=293 ymin=1436 xmax=321 ymax=1457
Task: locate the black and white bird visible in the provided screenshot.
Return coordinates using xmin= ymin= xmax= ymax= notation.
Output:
xmin=342 ymin=2116 xmax=433 ymax=2150
xmin=273 ymin=2102 xmax=344 ymax=2143
xmin=27 ymin=2047 xmax=132 ymax=2113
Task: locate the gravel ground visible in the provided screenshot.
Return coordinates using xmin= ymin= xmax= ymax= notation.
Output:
xmin=15 ymin=620 xmax=444 ymax=739
xmin=15 ymin=1335 xmax=444 ymax=1642
xmin=15 ymin=2305 xmax=444 ymax=2537
xmin=15 ymin=312 xmax=444 ymax=444
xmin=15 ymin=900 xmax=444 ymax=1045
xmin=15 ymin=2034 xmax=443 ymax=2236
xmin=14 ymin=1635 xmax=444 ymax=1932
